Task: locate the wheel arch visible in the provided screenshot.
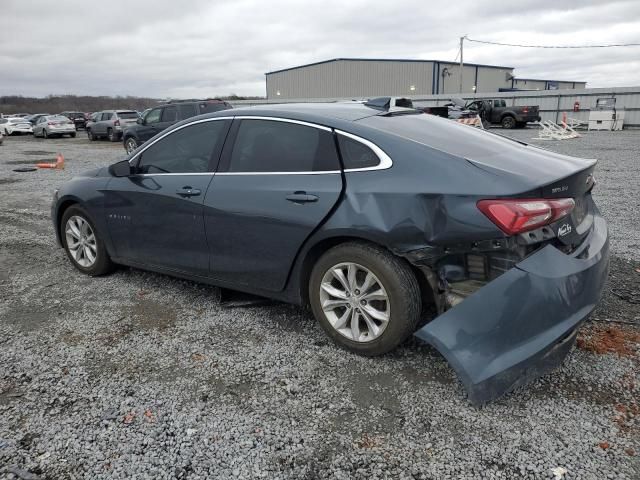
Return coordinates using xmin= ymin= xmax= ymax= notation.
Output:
xmin=294 ymin=233 xmax=435 ymax=308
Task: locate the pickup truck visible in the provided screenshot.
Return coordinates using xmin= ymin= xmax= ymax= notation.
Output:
xmin=467 ymin=99 xmax=540 ymax=129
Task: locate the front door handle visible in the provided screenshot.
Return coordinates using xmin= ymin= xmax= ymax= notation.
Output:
xmin=286 ymin=192 xmax=318 ymax=204
xmin=176 ymin=186 xmax=201 ymax=197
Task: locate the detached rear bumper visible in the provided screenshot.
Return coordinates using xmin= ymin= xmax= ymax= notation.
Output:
xmin=415 ymin=211 xmax=609 ymax=405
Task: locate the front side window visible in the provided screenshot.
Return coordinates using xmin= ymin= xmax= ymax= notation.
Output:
xmin=161 ymin=106 xmax=177 ymax=122
xmin=228 ymin=119 xmax=339 ymax=173
xmin=337 ymin=134 xmax=380 ymax=170
xmin=136 ymin=120 xmax=229 ymax=174
xmin=145 ymin=108 xmax=162 ymax=125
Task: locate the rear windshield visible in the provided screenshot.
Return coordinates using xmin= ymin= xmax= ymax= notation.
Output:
xmin=50 ymin=116 xmax=70 ymax=121
xmin=10 ymin=118 xmax=27 ymax=123
xmin=117 ymin=112 xmax=139 ymax=119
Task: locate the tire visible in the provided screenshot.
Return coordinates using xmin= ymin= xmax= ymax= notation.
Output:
xmin=43 ymin=129 xmax=49 ymax=139
xmin=108 ymin=128 xmax=118 ymax=142
xmin=70 ymin=132 xmax=76 ymax=138
xmin=124 ymin=137 xmax=138 ymax=154
xmin=3 ymin=128 xmax=8 ymax=136
xmin=309 ymin=242 xmax=421 ymax=356
xmin=87 ymin=129 xmax=96 ymax=141
xmin=60 ymin=205 xmax=114 ymax=276
xmin=501 ymin=115 xmax=516 ymax=129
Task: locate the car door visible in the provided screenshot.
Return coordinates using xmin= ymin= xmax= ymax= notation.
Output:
xmin=204 ymin=117 xmax=343 ymax=292
xmin=138 ymin=107 xmax=164 ymax=141
xmin=104 ymin=118 xmax=232 ymax=275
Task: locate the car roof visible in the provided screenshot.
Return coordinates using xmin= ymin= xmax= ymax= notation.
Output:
xmin=209 ymin=102 xmax=383 ymax=123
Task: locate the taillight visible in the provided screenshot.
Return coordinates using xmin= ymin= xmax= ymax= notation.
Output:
xmin=477 ymin=198 xmax=575 ymax=235
xmin=114 ymin=119 xmax=120 ymax=126
xmin=522 ymin=107 xmax=529 ymax=114
xmin=47 ymin=122 xmax=54 ymax=126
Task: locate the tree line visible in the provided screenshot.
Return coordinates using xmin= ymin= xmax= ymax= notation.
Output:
xmin=0 ymin=94 xmax=264 ymax=114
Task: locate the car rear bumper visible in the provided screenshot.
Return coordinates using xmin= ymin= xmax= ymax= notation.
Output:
xmin=48 ymin=127 xmax=76 ymax=134
xmin=414 ymin=208 xmax=609 ymax=405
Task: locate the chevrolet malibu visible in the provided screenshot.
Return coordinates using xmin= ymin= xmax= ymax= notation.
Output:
xmin=51 ymin=102 xmax=609 ymax=404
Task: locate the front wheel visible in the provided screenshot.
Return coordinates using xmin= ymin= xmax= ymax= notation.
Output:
xmin=43 ymin=129 xmax=49 ymax=139
xmin=61 ymin=206 xmax=114 ymax=276
xmin=309 ymin=242 xmax=421 ymax=356
xmin=70 ymin=132 xmax=76 ymax=138
xmin=87 ymin=129 xmax=96 ymax=141
xmin=124 ymin=137 xmax=138 ymax=154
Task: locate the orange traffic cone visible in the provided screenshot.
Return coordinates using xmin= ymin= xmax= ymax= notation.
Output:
xmin=36 ymin=153 xmax=65 ymax=169
xmin=55 ymin=153 xmax=65 ymax=170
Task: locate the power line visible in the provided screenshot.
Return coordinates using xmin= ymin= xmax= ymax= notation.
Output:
xmin=465 ymin=37 xmax=640 ymax=49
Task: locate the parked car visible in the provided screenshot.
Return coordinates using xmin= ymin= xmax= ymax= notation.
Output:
xmin=33 ymin=115 xmax=76 ymax=138
xmin=0 ymin=130 xmax=3 ymax=145
xmin=0 ymin=117 xmax=33 ymax=135
xmin=61 ymin=111 xmax=88 ymax=130
xmin=26 ymin=113 xmax=50 ymax=125
xmin=86 ymin=110 xmax=140 ymax=142
xmin=51 ymin=101 xmax=608 ymax=405
xmin=122 ymin=99 xmax=232 ymax=154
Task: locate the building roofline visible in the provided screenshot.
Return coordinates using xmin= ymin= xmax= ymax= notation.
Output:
xmin=265 ymin=58 xmax=514 ymax=75
xmin=514 ymin=77 xmax=587 ymax=84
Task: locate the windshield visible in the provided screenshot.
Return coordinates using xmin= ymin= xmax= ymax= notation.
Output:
xmin=118 ymin=112 xmax=138 ymax=119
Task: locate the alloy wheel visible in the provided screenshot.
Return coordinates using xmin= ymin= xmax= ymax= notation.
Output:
xmin=65 ymin=215 xmax=98 ymax=268
xmin=319 ymin=262 xmax=390 ymax=343
xmin=125 ymin=138 xmax=138 ymax=154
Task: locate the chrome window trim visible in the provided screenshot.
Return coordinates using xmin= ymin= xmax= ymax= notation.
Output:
xmin=335 ymin=130 xmax=393 ymax=172
xmin=234 ymin=115 xmax=332 ymax=132
xmin=127 ymin=116 xmax=393 ymax=176
xmin=128 ymin=116 xmax=234 ymax=165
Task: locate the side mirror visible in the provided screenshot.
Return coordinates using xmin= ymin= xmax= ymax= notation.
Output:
xmin=137 ymin=118 xmax=143 ymax=125
xmin=109 ymin=159 xmax=133 ymax=177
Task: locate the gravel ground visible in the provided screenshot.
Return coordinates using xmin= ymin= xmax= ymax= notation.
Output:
xmin=0 ymin=129 xmax=638 ymax=479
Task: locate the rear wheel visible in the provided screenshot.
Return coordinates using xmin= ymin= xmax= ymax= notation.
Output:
xmin=108 ymin=128 xmax=118 ymax=142
xmin=70 ymin=132 xmax=76 ymax=138
xmin=309 ymin=242 xmax=421 ymax=356
xmin=61 ymin=205 xmax=114 ymax=276
xmin=501 ymin=116 xmax=516 ymax=129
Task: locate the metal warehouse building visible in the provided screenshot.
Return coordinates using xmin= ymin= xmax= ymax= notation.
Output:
xmin=265 ymin=58 xmax=586 ymax=99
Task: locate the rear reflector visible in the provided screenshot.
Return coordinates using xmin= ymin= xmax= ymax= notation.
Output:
xmin=477 ymin=198 xmax=575 ymax=235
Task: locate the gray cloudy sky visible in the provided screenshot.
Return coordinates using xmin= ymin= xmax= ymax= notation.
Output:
xmin=1 ymin=0 xmax=639 ymax=98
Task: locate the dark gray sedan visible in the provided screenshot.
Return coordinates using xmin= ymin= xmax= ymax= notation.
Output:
xmin=51 ymin=102 xmax=609 ymax=404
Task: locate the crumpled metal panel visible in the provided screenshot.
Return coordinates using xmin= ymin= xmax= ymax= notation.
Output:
xmin=414 ymin=213 xmax=609 ymax=405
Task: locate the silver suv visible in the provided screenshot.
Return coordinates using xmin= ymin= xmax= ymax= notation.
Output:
xmin=86 ymin=110 xmax=139 ymax=142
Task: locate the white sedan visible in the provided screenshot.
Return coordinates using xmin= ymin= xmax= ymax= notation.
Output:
xmin=0 ymin=117 xmax=33 ymax=135
xmin=33 ymin=115 xmax=76 ymax=139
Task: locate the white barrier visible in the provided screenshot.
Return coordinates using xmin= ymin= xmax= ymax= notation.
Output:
xmin=534 ymin=120 xmax=581 ymax=140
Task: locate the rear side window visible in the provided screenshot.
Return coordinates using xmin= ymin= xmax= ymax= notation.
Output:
xmin=337 ymin=135 xmax=380 ymax=170
xmin=161 ymin=106 xmax=177 ymax=122
xmin=101 ymin=112 xmax=113 ymax=121
xmin=200 ymin=102 xmax=230 ymax=114
xmin=136 ymin=120 xmax=229 ymax=174
xmin=178 ymin=104 xmax=197 ymax=120
xmin=228 ymin=119 xmax=339 ymax=173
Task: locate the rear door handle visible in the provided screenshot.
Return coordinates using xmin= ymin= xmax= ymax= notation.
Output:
xmin=176 ymin=186 xmax=201 ymax=197
xmin=286 ymin=192 xmax=319 ymax=204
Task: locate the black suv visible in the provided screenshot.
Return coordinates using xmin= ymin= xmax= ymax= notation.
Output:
xmin=122 ymin=99 xmax=232 ymax=153
xmin=61 ymin=111 xmax=88 ymax=130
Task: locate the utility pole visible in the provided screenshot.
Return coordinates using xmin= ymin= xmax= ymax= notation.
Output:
xmin=459 ymin=36 xmax=464 ymax=93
